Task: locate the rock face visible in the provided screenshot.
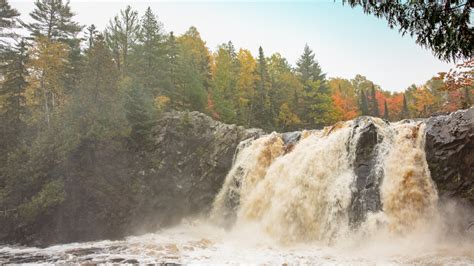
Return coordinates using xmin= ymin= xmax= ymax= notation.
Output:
xmin=348 ymin=117 xmax=385 ymax=227
xmin=425 ymin=108 xmax=474 ymax=205
xmin=0 ymin=111 xmax=261 ymax=246
xmin=0 ymin=109 xmax=472 ymax=247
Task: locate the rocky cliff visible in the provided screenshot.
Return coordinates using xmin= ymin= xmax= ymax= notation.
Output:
xmin=0 ymin=109 xmax=472 ymax=247
xmin=0 ymin=111 xmax=262 ymax=246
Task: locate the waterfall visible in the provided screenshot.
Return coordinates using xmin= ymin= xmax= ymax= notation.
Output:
xmin=211 ymin=118 xmax=439 ymax=244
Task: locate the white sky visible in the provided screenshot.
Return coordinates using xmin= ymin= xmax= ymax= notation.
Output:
xmin=10 ymin=0 xmax=455 ymax=92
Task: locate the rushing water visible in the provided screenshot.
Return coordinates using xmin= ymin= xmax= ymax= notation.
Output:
xmin=1 ymin=118 xmax=473 ymax=264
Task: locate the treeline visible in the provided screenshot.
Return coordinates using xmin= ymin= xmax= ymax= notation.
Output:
xmin=0 ymin=0 xmax=472 ymax=225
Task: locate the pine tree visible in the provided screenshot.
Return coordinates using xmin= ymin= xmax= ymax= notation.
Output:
xmin=125 ymin=84 xmax=155 ymax=150
xmin=370 ymin=84 xmax=380 ymax=117
xmin=296 ymin=44 xmax=325 ymax=82
xmin=254 ymin=46 xmax=271 ymax=127
xmin=383 ymin=100 xmax=389 ymax=120
xmin=85 ymin=24 xmax=98 ymax=49
xmin=295 ymin=45 xmax=333 ymax=127
xmin=359 ymin=90 xmax=369 ymax=116
xmin=66 ymin=34 xmax=126 ymax=138
xmin=401 ymin=94 xmax=409 ymax=119
xmin=130 ymin=7 xmax=167 ymax=95
xmin=23 ymin=0 xmax=82 ymax=41
xmin=0 ymin=40 xmax=29 ymax=153
xmin=0 ymin=0 xmax=20 ymax=50
xmin=105 ymin=5 xmax=140 ymax=74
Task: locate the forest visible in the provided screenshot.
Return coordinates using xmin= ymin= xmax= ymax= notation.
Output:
xmin=0 ymin=0 xmax=473 ymax=225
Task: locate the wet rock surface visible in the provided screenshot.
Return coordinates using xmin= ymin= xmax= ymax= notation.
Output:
xmin=425 ymin=108 xmax=474 ymax=205
xmin=348 ymin=117 xmax=385 ymax=227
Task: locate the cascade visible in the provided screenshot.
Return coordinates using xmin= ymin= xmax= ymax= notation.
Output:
xmin=211 ymin=118 xmax=439 ymax=244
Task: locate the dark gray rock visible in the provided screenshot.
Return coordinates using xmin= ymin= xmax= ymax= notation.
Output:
xmin=348 ymin=117 xmax=386 ymax=227
xmin=425 ymin=108 xmax=474 ymax=205
xmin=0 ymin=111 xmax=261 ymax=246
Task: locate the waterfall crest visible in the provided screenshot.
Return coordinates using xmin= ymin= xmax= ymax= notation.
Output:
xmin=211 ymin=118 xmax=439 ymax=244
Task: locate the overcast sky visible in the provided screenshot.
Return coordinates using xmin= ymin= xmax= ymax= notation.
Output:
xmin=10 ymin=0 xmax=454 ymax=92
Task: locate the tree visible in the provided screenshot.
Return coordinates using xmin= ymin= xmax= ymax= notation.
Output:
xmin=169 ymin=26 xmax=211 ymax=112
xmin=23 ymin=0 xmax=82 ymax=41
xmin=105 ymin=5 xmax=140 ymax=74
xmin=329 ymin=79 xmax=359 ymax=121
xmin=296 ymin=45 xmax=333 ymax=127
xmin=235 ymin=48 xmax=257 ymax=126
xmin=65 ymin=34 xmax=127 ymax=139
xmin=130 ymin=7 xmax=167 ymax=95
xmin=125 ymin=83 xmax=155 ymax=150
xmin=345 ymin=0 xmax=473 ymax=62
xmin=85 ymin=24 xmax=98 ymax=49
xmin=177 ymin=26 xmax=212 ymax=91
xmin=0 ymin=0 xmax=20 ymax=50
xmin=0 ymin=40 xmax=29 ymax=154
xmin=383 ymin=100 xmax=389 ymax=120
xmin=370 ymin=84 xmax=380 ymax=117
xmin=268 ymin=53 xmax=303 ymax=128
xmin=401 ymin=94 xmax=409 ymax=119
xmin=254 ymin=46 xmax=272 ymax=128
xmin=211 ymin=42 xmax=239 ymax=122
xmin=26 ymin=37 xmax=69 ymax=126
xmin=359 ymin=89 xmax=369 ymax=116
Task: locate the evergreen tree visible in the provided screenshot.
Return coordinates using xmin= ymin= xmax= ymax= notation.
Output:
xmin=0 ymin=0 xmax=20 ymax=51
xmin=125 ymin=84 xmax=155 ymax=150
xmin=66 ymin=34 xmax=127 ymax=139
xmin=370 ymin=84 xmax=380 ymax=117
xmin=105 ymin=5 xmax=140 ymax=74
xmin=23 ymin=0 xmax=82 ymax=41
xmin=0 ymin=40 xmax=29 ymax=154
xmin=383 ymin=100 xmax=389 ymax=120
xmin=359 ymin=90 xmax=369 ymax=116
xmin=130 ymin=7 xmax=167 ymax=95
xmin=401 ymin=94 xmax=409 ymax=119
xmin=295 ymin=44 xmax=333 ymax=127
xmin=254 ymin=46 xmax=271 ymax=127
xmin=85 ymin=24 xmax=98 ymax=49
xmin=296 ymin=44 xmax=325 ymax=82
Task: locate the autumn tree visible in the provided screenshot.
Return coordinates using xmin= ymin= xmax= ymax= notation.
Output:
xmin=26 ymin=37 xmax=69 ymax=126
xmin=328 ymin=78 xmax=359 ymax=121
xmin=268 ymin=53 xmax=303 ymax=129
xmin=235 ymin=48 xmax=257 ymax=126
xmin=211 ymin=41 xmax=239 ymax=122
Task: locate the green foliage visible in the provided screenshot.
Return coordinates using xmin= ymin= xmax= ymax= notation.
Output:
xmin=23 ymin=0 xmax=82 ymax=41
xmin=383 ymin=100 xmax=389 ymax=120
xmin=125 ymin=83 xmax=155 ymax=150
xmin=105 ymin=5 xmax=140 ymax=73
xmin=344 ymin=0 xmax=473 ymax=62
xmin=18 ymin=180 xmax=65 ymax=222
xmin=359 ymin=90 xmax=369 ymax=116
xmin=0 ymin=40 xmax=28 ymax=154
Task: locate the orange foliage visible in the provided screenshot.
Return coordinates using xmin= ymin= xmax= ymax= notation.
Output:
xmin=331 ymin=90 xmax=358 ymax=120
